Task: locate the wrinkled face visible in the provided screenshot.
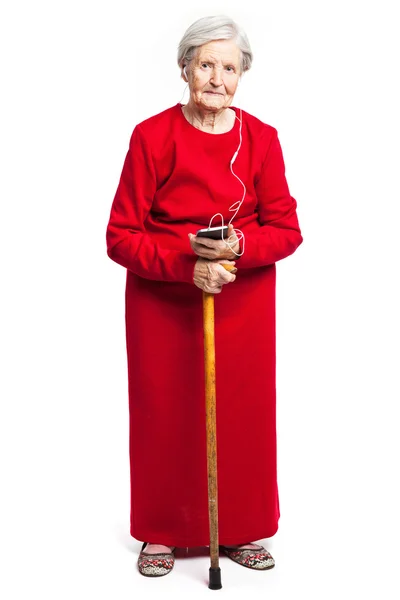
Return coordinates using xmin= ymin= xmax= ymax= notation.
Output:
xmin=183 ymin=39 xmax=241 ymax=111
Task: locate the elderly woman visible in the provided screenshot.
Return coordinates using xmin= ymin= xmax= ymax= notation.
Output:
xmin=106 ymin=15 xmax=303 ymax=577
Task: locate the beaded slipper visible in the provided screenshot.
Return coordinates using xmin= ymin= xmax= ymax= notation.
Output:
xmin=221 ymin=543 xmax=275 ymax=570
xmin=137 ymin=542 xmax=176 ymax=577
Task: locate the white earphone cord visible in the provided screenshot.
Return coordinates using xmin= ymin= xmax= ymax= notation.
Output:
xmin=179 ymin=72 xmax=246 ymax=257
xmin=208 ymin=106 xmax=246 ymax=258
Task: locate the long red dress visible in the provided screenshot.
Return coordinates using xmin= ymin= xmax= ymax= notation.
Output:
xmin=106 ymin=102 xmax=303 ymax=547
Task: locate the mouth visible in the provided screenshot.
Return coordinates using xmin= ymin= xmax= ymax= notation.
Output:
xmin=205 ymin=92 xmax=223 ymax=95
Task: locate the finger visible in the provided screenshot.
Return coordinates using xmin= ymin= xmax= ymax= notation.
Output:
xmin=189 ymin=236 xmax=216 ymax=258
xmin=215 ymin=264 xmax=236 ymax=282
xmin=220 ymin=273 xmax=236 ymax=285
xmin=227 ymin=224 xmax=238 ymax=241
xmin=194 ymin=236 xmax=223 ymax=249
xmin=196 ymin=248 xmax=219 ymax=260
xmin=190 ymin=237 xmax=213 ymax=252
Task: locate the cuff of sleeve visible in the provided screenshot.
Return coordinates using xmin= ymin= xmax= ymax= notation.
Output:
xmin=233 ymin=238 xmax=263 ymax=269
xmin=174 ymin=252 xmax=198 ymax=284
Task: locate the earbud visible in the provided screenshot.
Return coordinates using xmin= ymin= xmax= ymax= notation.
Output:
xmin=183 ymin=65 xmax=188 ymax=79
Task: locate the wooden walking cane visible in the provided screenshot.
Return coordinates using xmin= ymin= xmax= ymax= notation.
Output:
xmin=203 ymin=263 xmax=236 ymax=590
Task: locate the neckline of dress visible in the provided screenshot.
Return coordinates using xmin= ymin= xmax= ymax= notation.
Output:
xmin=177 ymin=102 xmax=239 ymax=137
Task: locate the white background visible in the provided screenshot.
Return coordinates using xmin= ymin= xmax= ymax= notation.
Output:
xmin=1 ymin=1 xmax=399 ymax=598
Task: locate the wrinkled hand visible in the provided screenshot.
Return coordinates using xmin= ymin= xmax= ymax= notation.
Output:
xmin=188 ymin=223 xmax=240 ymax=260
xmin=193 ymin=257 xmax=237 ymax=294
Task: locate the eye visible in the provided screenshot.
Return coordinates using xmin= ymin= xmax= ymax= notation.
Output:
xmin=201 ymin=63 xmax=210 ymax=68
xmin=226 ymin=66 xmax=235 ymax=72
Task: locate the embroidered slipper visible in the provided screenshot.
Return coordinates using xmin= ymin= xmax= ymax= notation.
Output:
xmin=137 ymin=541 xmax=176 ymax=577
xmin=221 ymin=543 xmax=275 ymax=570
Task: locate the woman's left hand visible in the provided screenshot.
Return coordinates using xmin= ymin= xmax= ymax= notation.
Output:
xmin=188 ymin=223 xmax=240 ymax=260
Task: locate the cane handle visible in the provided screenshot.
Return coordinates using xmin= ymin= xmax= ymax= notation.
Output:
xmin=221 ymin=264 xmax=237 ymax=272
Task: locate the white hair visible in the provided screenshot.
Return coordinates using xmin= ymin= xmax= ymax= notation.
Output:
xmin=177 ymin=15 xmax=253 ymax=76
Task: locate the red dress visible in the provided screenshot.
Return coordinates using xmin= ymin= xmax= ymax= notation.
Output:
xmin=106 ymin=102 xmax=303 ymax=547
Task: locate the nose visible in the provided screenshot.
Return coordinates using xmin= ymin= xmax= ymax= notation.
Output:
xmin=210 ymin=66 xmax=224 ymax=87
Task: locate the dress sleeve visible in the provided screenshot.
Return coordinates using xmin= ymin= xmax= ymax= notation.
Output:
xmin=106 ymin=125 xmax=198 ymax=283
xmin=236 ymin=128 xmax=303 ymax=268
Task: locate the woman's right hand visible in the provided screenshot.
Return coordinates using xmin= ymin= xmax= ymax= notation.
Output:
xmin=193 ymin=257 xmax=237 ymax=294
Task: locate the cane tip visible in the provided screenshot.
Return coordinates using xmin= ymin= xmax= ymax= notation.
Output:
xmin=208 ymin=567 xmax=222 ymax=589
